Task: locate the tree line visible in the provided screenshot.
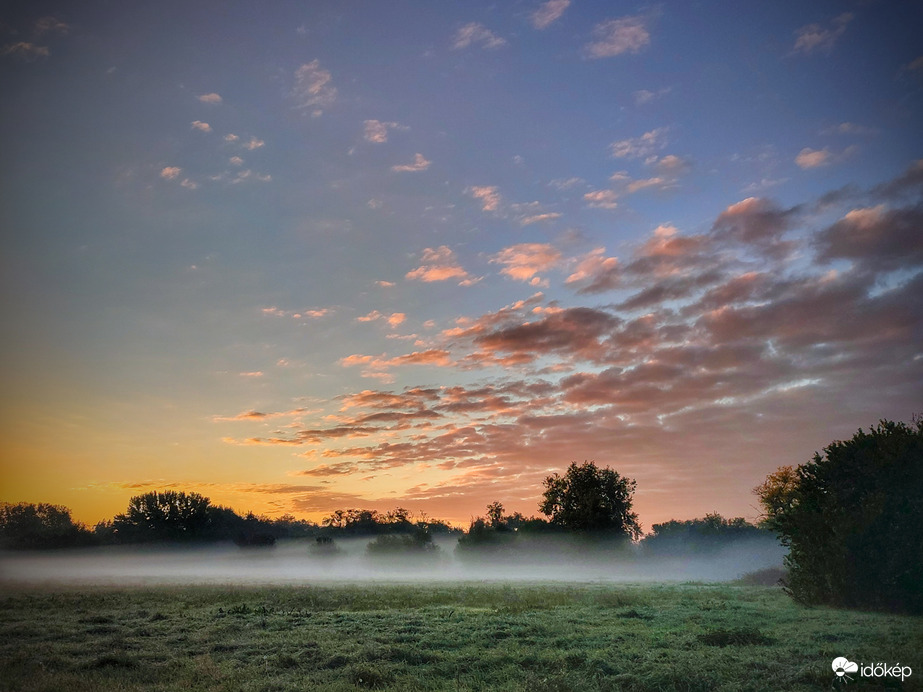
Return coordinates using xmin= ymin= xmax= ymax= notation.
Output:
xmin=3 ymin=417 xmax=919 ymax=613
xmin=0 ymin=460 xmax=764 ymax=553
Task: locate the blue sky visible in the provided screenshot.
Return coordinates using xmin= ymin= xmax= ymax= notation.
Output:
xmin=1 ymin=0 xmax=922 ymax=527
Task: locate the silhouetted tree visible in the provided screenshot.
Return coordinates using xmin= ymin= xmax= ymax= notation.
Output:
xmin=486 ymin=501 xmax=505 ymax=529
xmin=0 ymin=502 xmax=93 ymax=549
xmin=111 ymin=490 xmax=212 ymax=542
xmin=539 ymin=461 xmax=641 ymax=539
xmin=757 ymin=418 xmax=923 ymax=614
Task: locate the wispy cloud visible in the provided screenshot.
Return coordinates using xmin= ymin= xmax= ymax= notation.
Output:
xmin=583 ymin=189 xmax=619 ymax=209
xmin=822 ymin=122 xmax=878 ymax=137
xmin=531 ymin=0 xmax=570 ymax=30
xmin=198 ymin=92 xmax=223 ymax=104
xmin=1 ymin=42 xmax=50 ymax=60
xmin=34 ymin=16 xmax=70 ymax=36
xmin=191 ymin=120 xmax=212 ymax=133
xmin=491 ymin=243 xmax=563 ymax=285
xmin=292 ymin=59 xmax=337 ymax=115
xmin=363 ymin=120 xmax=407 ymax=143
xmin=262 ymin=306 xmax=330 ymax=320
xmin=467 ymin=186 xmax=502 ymax=212
xmin=792 ymin=13 xmax=852 ymax=55
xmin=795 ymin=145 xmax=855 ymax=169
xmin=634 ymin=87 xmax=671 ymax=105
xmin=391 ymin=153 xmax=431 ymax=172
xmin=452 ymin=23 xmax=506 ymax=50
xmin=795 ymin=147 xmax=831 ymax=169
xmin=405 ymin=246 xmax=473 ymax=284
xmin=358 ymin=311 xmax=407 ymax=328
xmin=610 ymin=127 xmax=668 ymax=159
xmin=585 ymin=15 xmax=650 ymax=59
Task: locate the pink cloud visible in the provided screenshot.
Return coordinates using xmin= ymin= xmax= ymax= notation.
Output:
xmin=405 ymin=246 xmax=472 ymax=284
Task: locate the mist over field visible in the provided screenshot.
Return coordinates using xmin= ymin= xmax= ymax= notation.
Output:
xmin=0 ymin=536 xmax=785 ymax=586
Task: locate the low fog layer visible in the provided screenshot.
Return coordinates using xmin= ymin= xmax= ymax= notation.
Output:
xmin=0 ymin=536 xmax=785 ymax=586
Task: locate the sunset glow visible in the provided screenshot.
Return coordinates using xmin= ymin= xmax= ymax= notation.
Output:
xmin=1 ymin=1 xmax=921 ymax=529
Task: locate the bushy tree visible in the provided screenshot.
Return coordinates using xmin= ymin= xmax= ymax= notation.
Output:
xmin=539 ymin=461 xmax=641 ymax=539
xmin=756 ymin=419 xmax=923 ymax=613
xmin=111 ymin=490 xmax=212 ymax=542
xmin=0 ymin=502 xmax=93 ymax=549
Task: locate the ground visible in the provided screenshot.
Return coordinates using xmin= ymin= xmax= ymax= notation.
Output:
xmin=1 ymin=582 xmax=920 ymax=691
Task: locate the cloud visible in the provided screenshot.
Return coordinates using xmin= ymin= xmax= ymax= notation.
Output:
xmin=792 ymin=13 xmax=852 ymax=55
xmin=583 ymin=189 xmax=619 ymax=209
xmin=391 ymin=153 xmax=431 ymax=172
xmin=585 ymin=16 xmax=650 ymax=58
xmin=634 ymin=87 xmax=670 ymax=105
xmin=813 ymin=203 xmax=923 ymax=274
xmin=34 ymin=16 xmax=70 ymax=35
xmin=191 ymin=120 xmax=212 ymax=133
xmin=262 ymin=306 xmax=330 ymax=319
xmin=1 ymin=42 xmax=50 ymax=60
xmin=871 ymin=159 xmax=923 ymax=200
xmin=215 ymin=164 xmax=923 ymax=528
xmin=160 ymin=167 xmax=182 ymax=180
xmin=565 ymin=248 xmax=620 ymax=294
xmin=363 ymin=120 xmax=407 ymax=143
xmin=198 ymin=93 xmax=223 ymax=104
xmin=405 ymin=246 xmax=472 ymax=284
xmin=823 ymin=122 xmax=877 ymax=137
xmin=491 ymin=243 xmax=562 ymax=285
xmin=610 ymin=127 xmax=668 ymax=159
xmin=293 ymin=60 xmax=336 ymax=114
xmin=230 ymin=169 xmax=271 ymax=184
xmin=244 ymin=137 xmax=265 ymax=150
xmin=340 ymin=350 xmax=455 ymax=381
xmin=520 ymin=212 xmax=562 ymax=226
xmin=795 ymin=147 xmax=832 ymax=169
xmin=532 ymin=0 xmax=570 ymax=29
xmin=452 ymin=23 xmax=506 ymax=50
xmin=654 ymin=154 xmax=691 ymax=175
xmin=468 ymin=186 xmax=502 ymax=212
xmin=711 ymin=197 xmax=798 ymax=259
xmin=358 ymin=311 xmax=407 ymax=328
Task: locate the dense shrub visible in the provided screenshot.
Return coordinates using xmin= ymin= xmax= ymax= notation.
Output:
xmin=756 ymin=418 xmax=923 ymax=613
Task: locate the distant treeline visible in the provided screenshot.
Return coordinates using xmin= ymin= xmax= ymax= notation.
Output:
xmin=0 ymin=490 xmax=768 ymax=555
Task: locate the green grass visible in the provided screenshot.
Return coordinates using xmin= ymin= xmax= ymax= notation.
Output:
xmin=1 ymin=582 xmax=920 ymax=691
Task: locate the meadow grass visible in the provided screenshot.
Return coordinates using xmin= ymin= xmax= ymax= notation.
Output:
xmin=1 ymin=581 xmax=920 ymax=691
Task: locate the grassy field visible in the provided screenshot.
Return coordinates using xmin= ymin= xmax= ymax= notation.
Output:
xmin=1 ymin=581 xmax=921 ymax=691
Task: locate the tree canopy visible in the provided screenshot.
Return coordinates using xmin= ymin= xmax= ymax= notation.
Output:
xmin=539 ymin=461 xmax=641 ymax=539
xmin=0 ymin=502 xmax=93 ymax=549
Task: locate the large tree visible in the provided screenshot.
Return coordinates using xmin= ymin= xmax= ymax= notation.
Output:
xmin=112 ymin=490 xmax=212 ymax=542
xmin=755 ymin=418 xmax=923 ymax=614
xmin=539 ymin=461 xmax=641 ymax=538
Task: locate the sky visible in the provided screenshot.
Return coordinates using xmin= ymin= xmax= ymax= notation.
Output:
xmin=1 ymin=0 xmax=922 ymax=531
